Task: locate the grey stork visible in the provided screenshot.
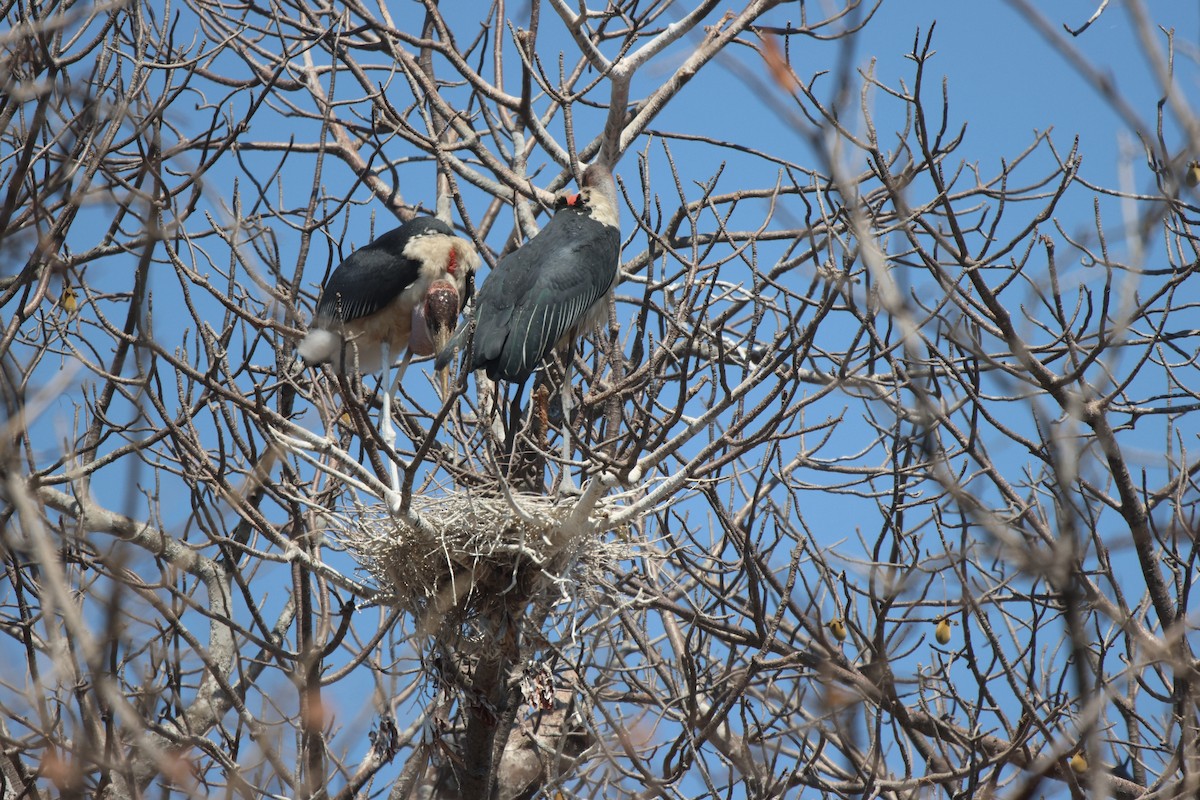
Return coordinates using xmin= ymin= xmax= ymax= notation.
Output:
xmin=299 ymin=215 xmax=478 ymax=492
xmin=437 ymin=163 xmax=621 ymax=482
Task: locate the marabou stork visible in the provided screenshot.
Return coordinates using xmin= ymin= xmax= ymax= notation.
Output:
xmin=299 ymin=215 xmax=478 ymax=492
xmin=437 ymin=163 xmax=621 ymax=480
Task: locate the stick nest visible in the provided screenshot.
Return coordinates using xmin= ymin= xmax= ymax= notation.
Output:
xmin=336 ymin=491 xmax=631 ymax=635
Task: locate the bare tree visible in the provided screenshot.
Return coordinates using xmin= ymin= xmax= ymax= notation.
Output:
xmin=2 ymin=1 xmax=1198 ymax=798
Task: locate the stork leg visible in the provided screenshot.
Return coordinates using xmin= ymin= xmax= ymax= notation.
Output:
xmin=378 ymin=341 xmax=412 ymax=509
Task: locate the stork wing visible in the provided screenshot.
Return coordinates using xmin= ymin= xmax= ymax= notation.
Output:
xmin=472 ymin=209 xmax=620 ymax=382
xmin=313 ymin=227 xmax=422 ymax=325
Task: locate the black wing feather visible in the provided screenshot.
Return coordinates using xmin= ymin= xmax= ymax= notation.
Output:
xmin=314 ymin=219 xmax=450 ymax=325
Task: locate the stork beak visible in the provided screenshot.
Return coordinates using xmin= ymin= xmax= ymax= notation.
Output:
xmin=431 ymin=324 xmax=455 ymax=398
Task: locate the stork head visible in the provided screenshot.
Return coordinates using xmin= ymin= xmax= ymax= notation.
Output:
xmin=422 ymin=278 xmax=460 ymax=396
xmin=559 ymin=163 xmax=619 ymax=228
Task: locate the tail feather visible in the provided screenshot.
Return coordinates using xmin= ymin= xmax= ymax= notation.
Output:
xmin=297 ymin=328 xmax=341 ymax=366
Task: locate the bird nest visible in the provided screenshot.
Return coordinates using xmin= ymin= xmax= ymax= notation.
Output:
xmin=336 ymin=490 xmax=630 ymax=638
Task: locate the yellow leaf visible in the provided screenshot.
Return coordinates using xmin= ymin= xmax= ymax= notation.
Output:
xmin=826 ymin=618 xmax=846 ymax=641
xmin=935 ymin=618 xmax=952 ymax=645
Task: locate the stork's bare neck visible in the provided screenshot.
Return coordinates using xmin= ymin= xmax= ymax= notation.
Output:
xmin=579 ymin=163 xmax=619 ymax=229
